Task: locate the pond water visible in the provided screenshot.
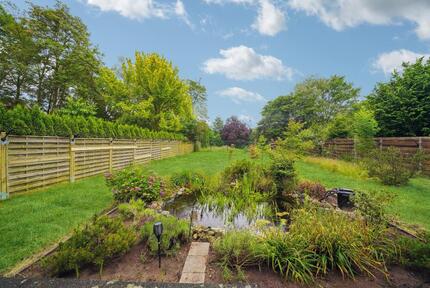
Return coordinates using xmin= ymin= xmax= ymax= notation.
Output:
xmin=164 ymin=194 xmax=273 ymax=229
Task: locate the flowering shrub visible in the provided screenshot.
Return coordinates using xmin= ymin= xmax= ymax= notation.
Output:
xmin=105 ymin=168 xmax=167 ymax=203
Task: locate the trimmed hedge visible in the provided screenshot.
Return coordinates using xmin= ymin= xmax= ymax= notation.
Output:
xmin=0 ymin=105 xmax=185 ymax=140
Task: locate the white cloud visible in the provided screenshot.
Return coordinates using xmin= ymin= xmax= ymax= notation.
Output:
xmin=218 ymin=87 xmax=266 ymax=104
xmin=288 ymin=0 xmax=430 ymax=40
xmin=203 ymin=0 xmax=254 ymax=4
xmin=238 ymin=114 xmax=254 ymax=124
xmin=373 ymin=49 xmax=430 ymax=75
xmin=86 ymin=0 xmax=192 ymax=26
xmin=203 ymin=45 xmax=293 ymax=80
xmin=252 ymin=0 xmax=286 ymax=36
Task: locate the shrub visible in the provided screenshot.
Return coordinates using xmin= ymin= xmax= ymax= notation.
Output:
xmin=117 ymin=199 xmax=157 ymax=225
xmin=353 ymin=190 xmax=393 ymax=225
xmin=170 ymin=171 xmax=206 ymax=194
xmin=396 ymin=234 xmax=430 ymax=271
xmin=106 ymin=168 xmax=166 ymax=203
xmin=222 ymin=159 xmax=254 ymax=184
xmin=261 ymin=207 xmax=395 ymax=284
xmin=213 ymin=230 xmax=265 ymax=280
xmin=364 ymin=147 xmax=422 ymax=185
xmin=141 ymin=214 xmax=189 ymax=255
xmin=296 ymin=180 xmax=326 ymax=200
xmin=43 ymin=216 xmax=136 ymax=277
xmin=268 ymin=153 xmax=297 ymax=206
xmin=0 ymin=105 xmax=185 ymax=140
xmin=248 ymin=144 xmax=259 ymax=159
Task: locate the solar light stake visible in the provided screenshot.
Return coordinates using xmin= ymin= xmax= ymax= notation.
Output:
xmin=153 ymin=222 xmax=163 ymax=268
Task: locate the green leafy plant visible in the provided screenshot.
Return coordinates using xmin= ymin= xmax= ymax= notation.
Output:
xmin=106 ymin=168 xmax=167 ymax=203
xmin=170 ymin=171 xmax=206 ymax=194
xmin=364 ymin=147 xmax=423 ymax=185
xmin=117 ymin=199 xmax=157 ymax=225
xmin=213 ymin=230 xmax=265 ymax=280
xmin=42 ymin=216 xmax=136 ymax=277
xmin=396 ymin=234 xmax=430 ymax=271
xmin=353 ymin=190 xmax=394 ymax=225
xmin=141 ymin=214 xmax=189 ymax=256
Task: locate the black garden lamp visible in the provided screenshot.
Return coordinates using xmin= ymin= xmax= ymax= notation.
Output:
xmin=153 ymin=222 xmax=163 ymax=268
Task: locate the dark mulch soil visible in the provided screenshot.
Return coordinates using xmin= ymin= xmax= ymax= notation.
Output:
xmin=205 ymin=248 xmax=430 ymax=288
xmin=23 ymin=241 xmax=190 ymax=283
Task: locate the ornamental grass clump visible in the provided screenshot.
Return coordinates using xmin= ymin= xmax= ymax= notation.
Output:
xmin=42 ymin=216 xmax=136 ymax=278
xmin=106 ymin=167 xmax=167 ymax=203
xmin=262 ymin=207 xmax=396 ymax=284
xmin=213 ymin=230 xmax=266 ymax=281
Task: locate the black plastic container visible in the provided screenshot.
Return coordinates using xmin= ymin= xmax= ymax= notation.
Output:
xmin=335 ymin=188 xmax=354 ymax=209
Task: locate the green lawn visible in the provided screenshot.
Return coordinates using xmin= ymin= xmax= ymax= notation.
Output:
xmin=0 ymin=148 xmax=247 ymax=274
xmin=296 ymin=160 xmax=430 ymax=231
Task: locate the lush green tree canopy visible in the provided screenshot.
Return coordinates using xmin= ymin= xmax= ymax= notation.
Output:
xmin=110 ymin=52 xmax=194 ymax=132
xmin=368 ymin=58 xmax=430 ymax=136
xmin=187 ymin=79 xmax=208 ymax=121
xmin=0 ymin=2 xmax=102 ymax=112
xmin=258 ymin=76 xmax=359 ymax=140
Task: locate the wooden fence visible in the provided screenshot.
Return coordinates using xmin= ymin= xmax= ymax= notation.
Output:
xmin=324 ymin=137 xmax=430 ymax=175
xmin=0 ymin=135 xmax=194 ymax=195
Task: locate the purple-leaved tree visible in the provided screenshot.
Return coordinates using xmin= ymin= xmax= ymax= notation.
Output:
xmin=221 ymin=116 xmax=251 ymax=147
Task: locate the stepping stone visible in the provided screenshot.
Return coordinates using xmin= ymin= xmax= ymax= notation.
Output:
xmin=179 ymin=242 xmax=210 ymax=284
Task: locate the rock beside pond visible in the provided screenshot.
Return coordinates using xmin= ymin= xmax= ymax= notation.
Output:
xmin=192 ymin=225 xmax=223 ymax=241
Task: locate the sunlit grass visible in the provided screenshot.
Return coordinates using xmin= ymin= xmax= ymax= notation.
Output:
xmin=302 ymin=156 xmax=368 ymax=179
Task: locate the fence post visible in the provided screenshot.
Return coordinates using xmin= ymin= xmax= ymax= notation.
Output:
xmin=353 ymin=137 xmax=357 ymax=159
xmin=419 ymin=137 xmax=423 ymax=172
xmin=133 ymin=139 xmax=137 ymax=164
xmin=69 ymin=136 xmax=75 ymax=183
xmin=0 ymin=132 xmax=8 ymax=197
xmin=379 ymin=138 xmax=383 ymax=151
xmin=109 ymin=138 xmax=113 ymax=173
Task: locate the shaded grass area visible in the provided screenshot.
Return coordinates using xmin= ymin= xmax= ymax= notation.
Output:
xmin=296 ymin=159 xmax=430 ymax=231
xmin=0 ymin=148 xmax=247 ymax=274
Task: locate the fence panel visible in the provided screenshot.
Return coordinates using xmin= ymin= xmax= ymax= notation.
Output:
xmin=324 ymin=137 xmax=430 ymax=175
xmin=1 ymin=135 xmax=193 ymax=195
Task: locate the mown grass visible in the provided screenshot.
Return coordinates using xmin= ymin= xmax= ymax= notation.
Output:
xmin=296 ymin=159 xmax=430 ymax=231
xmin=0 ymin=148 xmax=247 ymax=274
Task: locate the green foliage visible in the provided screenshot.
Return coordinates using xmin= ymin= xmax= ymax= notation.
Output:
xmin=258 ymin=75 xmax=359 ymax=140
xmin=396 ymin=234 xmax=430 ymax=271
xmin=268 ymin=151 xmax=297 ymax=197
xmin=351 ymin=106 xmax=379 ymax=155
xmin=106 ymin=167 xmax=167 ymax=203
xmin=277 ymin=120 xmax=316 ymax=155
xmin=364 ymin=147 xmax=423 ymax=185
xmin=113 ymin=52 xmax=194 ymax=132
xmin=261 ymin=207 xmax=395 ymax=284
xmin=368 ymin=58 xmax=430 ymax=136
xmin=0 ymin=104 xmax=185 ymax=140
xmin=43 ymin=216 xmax=136 ymax=277
xmin=141 ymin=214 xmax=189 ymax=255
xmin=186 ymin=79 xmax=208 ymax=121
xmin=57 ymin=97 xmax=97 ymax=117
xmin=0 ymin=2 xmax=102 ymax=112
xmin=170 ymin=171 xmax=206 ymax=194
xmin=213 ymin=230 xmax=265 ymax=280
xmin=183 ymin=119 xmax=211 ymax=148
xmin=353 ymin=190 xmax=393 ymax=225
xmin=117 ymin=199 xmax=157 ymax=224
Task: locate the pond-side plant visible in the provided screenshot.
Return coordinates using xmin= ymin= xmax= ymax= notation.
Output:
xmin=261 ymin=206 xmax=396 ymax=284
xmin=213 ymin=230 xmax=265 ymax=281
xmin=364 ymin=147 xmax=423 ymax=186
xmin=296 ymin=180 xmax=326 ymax=200
xmin=396 ymin=233 xmax=430 ymax=271
xmin=170 ymin=171 xmax=206 ymax=194
xmin=106 ymin=167 xmax=167 ymax=203
xmin=141 ymin=214 xmax=189 ymax=256
xmin=118 ymin=199 xmax=158 ymax=226
xmin=42 ymin=216 xmax=136 ymax=278
xmin=353 ymin=190 xmax=394 ymax=225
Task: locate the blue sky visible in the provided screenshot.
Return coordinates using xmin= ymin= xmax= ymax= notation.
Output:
xmin=14 ymin=0 xmax=430 ymax=126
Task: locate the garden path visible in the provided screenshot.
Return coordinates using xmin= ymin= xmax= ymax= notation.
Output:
xmin=179 ymin=242 xmax=210 ymax=284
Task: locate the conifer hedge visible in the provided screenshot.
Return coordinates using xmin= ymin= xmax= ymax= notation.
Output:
xmin=0 ymin=105 xmax=186 ymax=141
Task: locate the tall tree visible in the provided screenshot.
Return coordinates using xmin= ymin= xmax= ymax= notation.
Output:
xmin=186 ymin=79 xmax=208 ymax=121
xmin=257 ymin=75 xmax=359 ymax=140
xmin=115 ymin=52 xmax=194 ymax=132
xmin=221 ymin=116 xmax=251 ymax=147
xmin=368 ymin=58 xmax=430 ymax=136
xmin=0 ymin=4 xmax=37 ymax=107
xmin=212 ymin=116 xmax=224 ymax=134
xmin=26 ymin=2 xmax=101 ymax=112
